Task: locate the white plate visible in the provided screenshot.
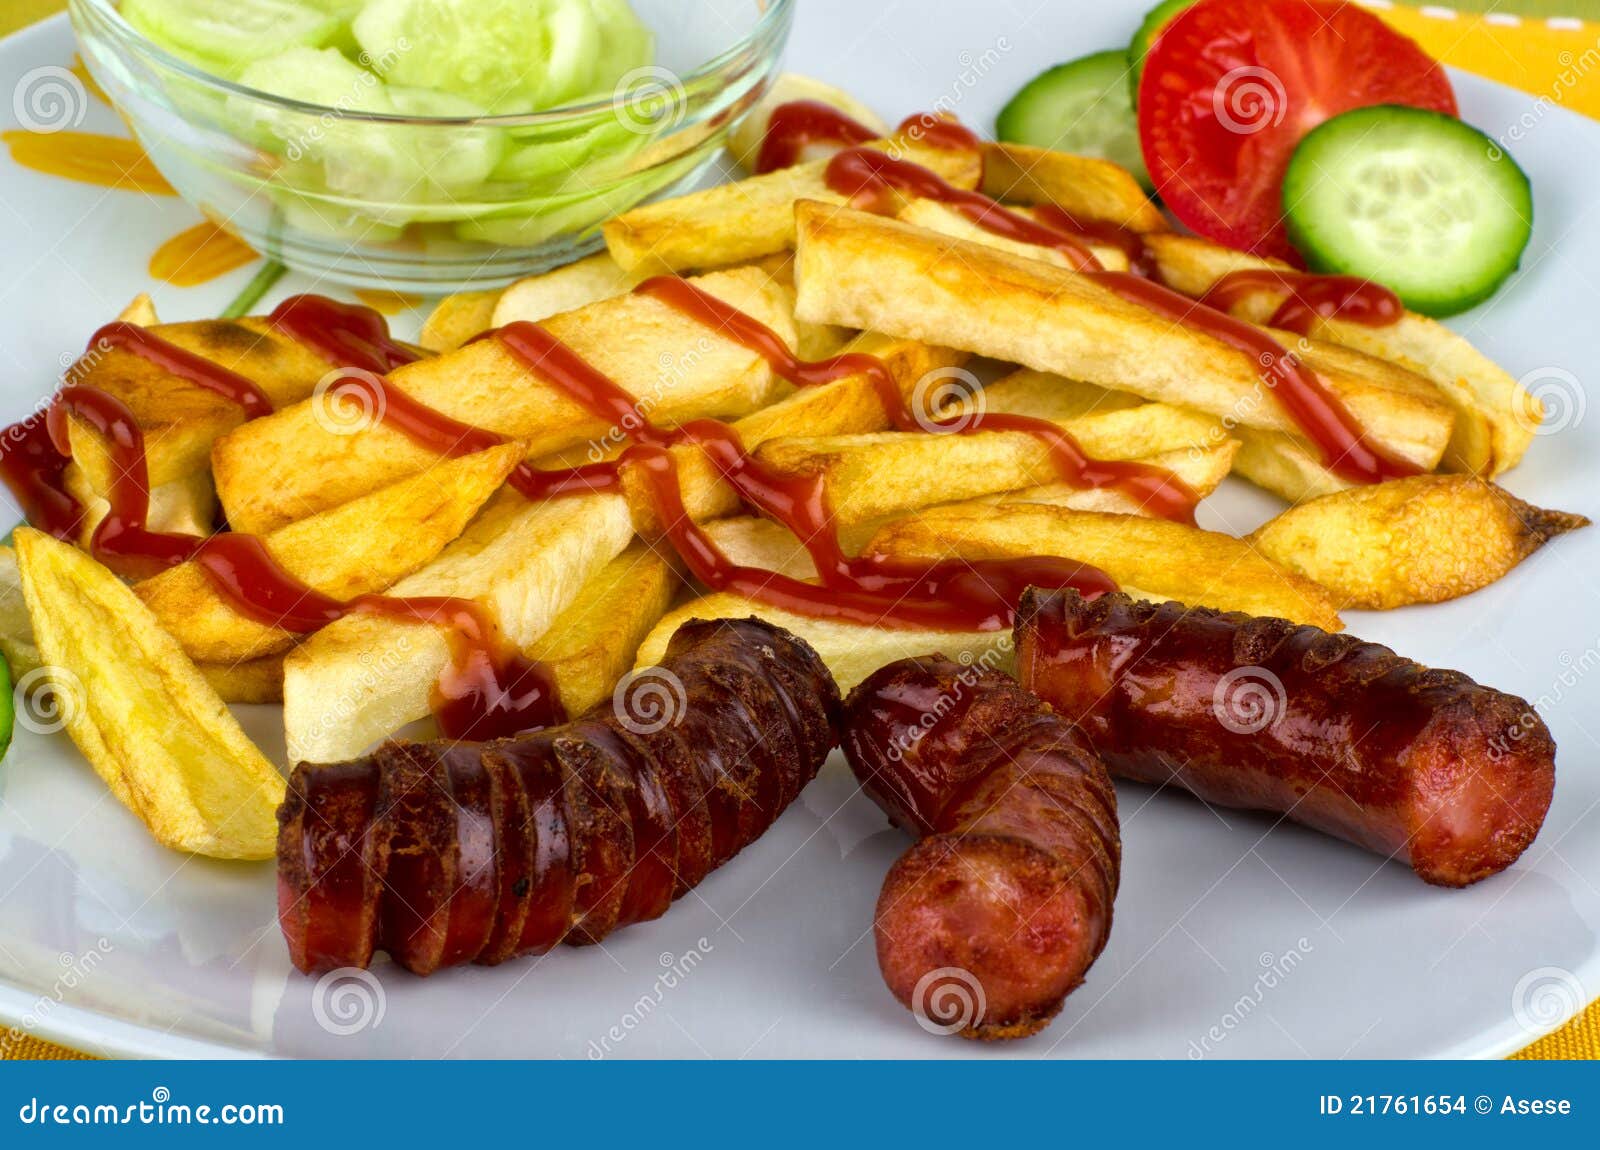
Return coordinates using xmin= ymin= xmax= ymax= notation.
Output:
xmin=1 ymin=3 xmax=1597 ymax=1060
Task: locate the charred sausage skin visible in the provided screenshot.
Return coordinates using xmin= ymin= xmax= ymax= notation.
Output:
xmin=276 ymin=617 xmax=839 ymax=975
xmin=1015 ymin=590 xmax=1556 ymax=887
xmin=841 ymin=655 xmax=1120 ymax=1040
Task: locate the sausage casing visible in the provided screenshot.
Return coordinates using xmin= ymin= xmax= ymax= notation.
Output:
xmin=1016 ymin=589 xmax=1555 ymax=887
xmin=277 ymin=617 xmax=839 ymax=974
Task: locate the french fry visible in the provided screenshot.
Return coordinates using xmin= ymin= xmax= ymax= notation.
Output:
xmin=980 ymin=444 xmax=1238 ymax=514
xmin=1246 ymin=475 xmax=1589 ymax=609
xmin=895 ymin=199 xmax=1132 ymax=272
xmin=602 ymin=136 xmax=982 ymax=274
xmin=117 ymin=293 xmax=160 ymax=326
xmin=865 ymin=504 xmax=1343 ymax=631
xmin=283 ymin=490 xmax=634 ymax=764
xmin=1230 ymin=426 xmax=1353 ymax=503
xmin=727 ymin=72 xmax=890 ymax=173
xmin=418 ymin=288 xmax=502 ymax=352
xmin=136 ymin=443 xmax=522 ymax=663
xmin=792 ymin=203 xmax=1455 ymax=472
xmin=62 ymin=317 xmax=335 ymax=497
xmin=0 ymin=543 xmax=41 ymax=677
xmin=525 ymin=542 xmax=679 ymax=715
xmin=198 ymin=653 xmax=285 ymax=705
xmin=63 ymin=458 xmax=218 ymax=550
xmin=1143 ymin=232 xmax=1538 ymax=476
xmin=13 ymin=529 xmax=285 ymax=859
xmin=636 ymin=592 xmax=1016 ymax=693
xmin=623 ymin=331 xmax=970 ymax=531
xmin=214 ymin=265 xmax=806 ymax=534
xmin=490 ymin=253 xmax=637 ymax=327
xmin=981 ymin=141 xmax=1165 ymax=233
xmin=980 ymin=368 xmax=1146 ymax=420
xmin=752 ymin=403 xmax=1221 ymax=526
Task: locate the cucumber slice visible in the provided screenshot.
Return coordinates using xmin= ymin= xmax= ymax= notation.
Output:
xmin=1127 ymin=0 xmax=1194 ymax=103
xmin=995 ymin=50 xmax=1151 ymax=190
xmin=353 ymin=0 xmax=609 ymax=113
xmin=1283 ymin=105 xmax=1532 ymax=318
xmin=122 ymin=0 xmax=340 ymax=78
xmin=0 ymin=651 xmax=12 ymax=763
xmin=388 ymin=87 xmax=506 ymax=196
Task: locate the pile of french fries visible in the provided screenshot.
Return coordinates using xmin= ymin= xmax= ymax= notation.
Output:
xmin=4 ymin=74 xmax=1585 ymax=860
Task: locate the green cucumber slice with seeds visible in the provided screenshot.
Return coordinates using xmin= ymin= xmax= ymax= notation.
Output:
xmin=995 ymin=50 xmax=1151 ymax=190
xmin=1282 ymin=105 xmax=1533 ymax=318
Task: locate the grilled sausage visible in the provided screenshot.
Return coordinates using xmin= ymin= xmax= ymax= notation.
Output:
xmin=277 ymin=617 xmax=840 ymax=974
xmin=841 ymin=655 xmax=1119 ymax=1040
xmin=1015 ymin=589 xmax=1556 ymax=887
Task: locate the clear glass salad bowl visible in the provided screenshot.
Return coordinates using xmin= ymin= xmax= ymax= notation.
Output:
xmin=69 ymin=0 xmax=793 ymax=290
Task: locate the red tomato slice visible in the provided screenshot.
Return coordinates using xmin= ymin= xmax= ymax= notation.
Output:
xmin=1137 ymin=0 xmax=1457 ymax=262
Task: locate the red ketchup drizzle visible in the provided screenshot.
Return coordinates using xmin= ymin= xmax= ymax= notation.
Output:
xmin=0 ymin=413 xmax=80 ymax=541
xmin=633 ymin=274 xmax=1196 ymax=523
xmin=43 ymin=386 xmax=204 ymax=577
xmin=894 ymin=112 xmax=984 ymax=152
xmin=820 ymin=144 xmax=1420 ymax=485
xmin=755 ymin=100 xmax=878 ymax=173
xmin=268 ymin=294 xmax=420 ymax=374
xmin=194 ymin=532 xmax=564 ymax=740
xmin=489 ymin=283 xmax=1120 ymax=631
xmin=1199 ymin=268 xmax=1405 ymax=335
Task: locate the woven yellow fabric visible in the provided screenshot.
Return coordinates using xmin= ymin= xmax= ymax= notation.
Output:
xmin=0 ymin=0 xmax=1595 ymax=1063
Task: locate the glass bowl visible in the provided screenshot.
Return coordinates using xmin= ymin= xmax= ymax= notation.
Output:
xmin=68 ymin=0 xmax=793 ymax=291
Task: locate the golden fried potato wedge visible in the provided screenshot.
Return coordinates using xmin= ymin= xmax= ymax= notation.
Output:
xmin=727 ymin=72 xmax=889 ymax=173
xmin=981 ymin=444 xmax=1238 ymax=514
xmin=117 ymin=293 xmax=160 ymax=325
xmin=980 ymin=369 xmax=1146 ymax=421
xmin=215 ymin=265 xmax=803 ymax=534
xmin=602 ymin=136 xmax=982 ymax=274
xmin=0 ymin=543 xmax=41 ymax=677
xmin=752 ymin=403 xmax=1220 ymax=526
xmin=64 ymin=461 xmax=216 ymax=550
xmin=418 ymin=288 xmax=502 ymax=352
xmin=198 ymin=653 xmax=285 ymax=705
xmin=62 ymin=317 xmax=335 ymax=497
xmin=981 ymin=141 xmax=1165 ymax=233
xmin=1143 ymin=232 xmax=1537 ymax=476
xmin=867 ymin=504 xmax=1342 ymax=631
xmin=1247 ymin=476 xmax=1589 ymax=610
xmin=283 ymin=490 xmax=634 ymax=764
xmin=526 ymin=543 xmax=679 ymax=715
xmin=136 ymin=443 xmax=522 ymax=664
xmin=896 ymin=199 xmax=1131 ymax=272
xmin=636 ymin=594 xmax=1015 ymax=693
xmin=623 ymin=331 xmax=969 ymax=531
xmin=491 ymin=253 xmax=637 ymax=327
xmin=13 ymin=529 xmax=284 ymax=859
xmin=1230 ymin=426 xmax=1352 ymax=503
xmin=793 ymin=203 xmax=1455 ymax=473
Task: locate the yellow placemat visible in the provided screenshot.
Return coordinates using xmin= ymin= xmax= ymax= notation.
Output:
xmin=0 ymin=0 xmax=1595 ymax=1062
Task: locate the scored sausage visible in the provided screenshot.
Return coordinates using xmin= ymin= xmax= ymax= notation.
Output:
xmin=1015 ymin=589 xmax=1556 ymax=887
xmin=276 ymin=617 xmax=840 ymax=974
xmin=841 ymin=655 xmax=1120 ymax=1040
